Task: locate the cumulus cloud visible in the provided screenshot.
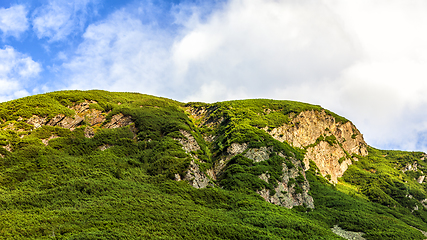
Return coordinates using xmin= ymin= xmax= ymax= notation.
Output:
xmin=171 ymin=0 xmax=427 ymax=152
xmin=172 ymin=0 xmax=360 ymax=101
xmin=32 ymin=0 xmax=98 ymax=41
xmin=62 ymin=8 xmax=172 ymax=95
xmin=60 ymin=0 xmax=427 ymax=152
xmin=0 ymin=5 xmax=29 ymax=39
xmin=0 ymin=46 xmax=42 ymax=101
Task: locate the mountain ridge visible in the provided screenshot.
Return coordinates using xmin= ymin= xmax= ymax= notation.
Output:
xmin=1 ymin=90 xmax=427 ymax=239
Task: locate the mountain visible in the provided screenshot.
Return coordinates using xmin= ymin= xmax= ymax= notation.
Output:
xmin=1 ymin=90 xmax=427 ymax=239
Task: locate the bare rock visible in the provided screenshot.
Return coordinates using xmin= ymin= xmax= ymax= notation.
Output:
xmin=417 ymin=176 xmax=425 ymax=184
xmin=84 ymin=127 xmax=95 ymax=138
xmin=27 ymin=101 xmax=108 ymax=131
xmin=47 ymin=114 xmax=66 ymax=126
xmin=331 ymin=225 xmax=366 ymax=240
xmin=98 ymin=144 xmax=112 ymax=151
xmin=304 ymin=141 xmax=351 ymax=183
xmin=3 ymin=144 xmax=12 ymax=152
xmin=204 ymin=135 xmax=216 ymax=143
xmin=244 ymin=147 xmax=272 ymax=163
xmin=266 ymin=110 xmax=368 ymax=183
xmin=185 ymin=106 xmax=224 ymax=128
xmin=211 ymin=143 xmax=249 ymax=180
xmin=227 ymin=142 xmax=248 ymax=155
xmin=173 ymin=130 xmax=211 ymax=187
xmin=183 ymin=160 xmax=211 ymax=188
xmin=41 ymin=135 xmax=59 ymax=146
xmin=104 ymin=113 xmax=133 ymax=129
xmin=175 ymin=130 xmax=201 ymax=153
xmin=402 ymin=162 xmax=418 ymax=173
xmin=52 ymin=116 xmax=84 ymax=130
xmin=247 ymin=147 xmax=314 ymax=209
xmin=27 ymin=115 xmax=47 ymax=128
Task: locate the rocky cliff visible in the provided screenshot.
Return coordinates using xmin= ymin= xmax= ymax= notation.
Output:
xmin=266 ymin=110 xmax=368 ymax=183
xmin=0 ymin=100 xmax=137 ymax=153
xmin=179 ymin=104 xmax=369 ymax=209
xmin=5 ymin=97 xmax=368 ymax=209
xmin=2 ymin=91 xmax=427 ymax=240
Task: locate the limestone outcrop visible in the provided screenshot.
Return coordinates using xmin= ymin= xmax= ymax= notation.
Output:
xmin=245 ymin=147 xmax=314 ymax=209
xmin=174 ymin=130 xmax=212 ymax=188
xmin=22 ymin=100 xmax=136 ymax=147
xmin=182 ymin=106 xmax=369 ymax=209
xmin=182 ymin=160 xmax=211 ymax=188
xmin=265 ymin=110 xmax=368 ymax=183
xmin=25 ymin=100 xmax=134 ymax=133
xmin=175 ymin=130 xmax=201 ymax=153
xmin=104 ymin=113 xmax=132 ymax=129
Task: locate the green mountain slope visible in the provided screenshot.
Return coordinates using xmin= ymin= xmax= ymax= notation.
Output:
xmin=0 ymin=90 xmax=426 ymax=239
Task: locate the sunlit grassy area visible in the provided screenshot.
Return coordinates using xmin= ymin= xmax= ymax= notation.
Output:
xmin=0 ymin=90 xmax=426 ymax=239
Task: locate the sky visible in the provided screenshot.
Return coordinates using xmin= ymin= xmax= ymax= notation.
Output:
xmin=1 ymin=0 xmax=427 ymax=153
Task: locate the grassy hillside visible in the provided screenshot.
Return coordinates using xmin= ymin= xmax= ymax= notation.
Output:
xmin=0 ymin=90 xmax=426 ymax=239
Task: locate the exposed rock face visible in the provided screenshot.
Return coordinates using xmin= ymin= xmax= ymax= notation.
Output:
xmin=304 ymin=142 xmax=352 ymax=184
xmin=402 ymin=162 xmax=418 ymax=173
xmin=190 ymin=142 xmax=314 ymax=209
xmin=175 ymin=130 xmax=201 ymax=153
xmin=2 ymin=144 xmax=11 ymax=152
xmin=183 ymin=160 xmax=211 ymax=188
xmin=41 ymin=135 xmax=59 ymax=146
xmin=25 ymin=101 xmax=134 ymax=134
xmin=183 ymin=107 xmax=369 ymax=208
xmin=266 ymin=110 xmax=368 ymax=183
xmin=104 ymin=113 xmax=132 ymax=129
xmin=211 ymin=143 xmax=248 ymax=180
xmin=26 ymin=101 xmax=107 ymax=131
xmin=245 ymin=147 xmax=314 ymax=209
xmin=185 ymin=106 xmax=224 ymax=129
xmin=331 ymin=225 xmax=366 ymax=240
xmin=84 ymin=127 xmax=95 ymax=138
xmin=27 ymin=115 xmax=47 ymax=129
xmin=98 ymin=144 xmax=112 ymax=151
xmin=174 ymin=130 xmax=212 ymax=188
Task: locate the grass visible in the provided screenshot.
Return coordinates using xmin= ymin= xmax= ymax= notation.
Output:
xmin=0 ymin=90 xmax=426 ymax=239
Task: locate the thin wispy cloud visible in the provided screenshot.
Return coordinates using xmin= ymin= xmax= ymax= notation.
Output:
xmin=32 ymin=0 xmax=99 ymax=41
xmin=62 ymin=8 xmax=172 ymax=95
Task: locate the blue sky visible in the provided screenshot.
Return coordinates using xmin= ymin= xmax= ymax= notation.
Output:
xmin=1 ymin=0 xmax=427 ymax=153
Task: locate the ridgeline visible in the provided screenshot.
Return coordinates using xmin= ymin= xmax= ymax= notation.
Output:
xmin=0 ymin=90 xmax=426 ymax=239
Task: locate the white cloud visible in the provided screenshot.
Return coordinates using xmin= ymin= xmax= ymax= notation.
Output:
xmin=62 ymin=9 xmax=172 ymax=95
xmin=171 ymin=0 xmax=427 ymax=152
xmin=0 ymin=5 xmax=28 ymax=39
xmin=32 ymin=0 xmax=98 ymax=41
xmin=60 ymin=0 xmax=427 ymax=152
xmin=0 ymin=46 xmax=41 ymax=101
xmin=172 ymin=0 xmax=360 ymax=101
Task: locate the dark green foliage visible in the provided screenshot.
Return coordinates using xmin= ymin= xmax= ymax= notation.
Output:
xmin=220 ymin=154 xmax=291 ymax=194
xmin=324 ymin=135 xmax=337 ymax=146
xmin=306 ymin=170 xmax=427 ymax=240
xmin=343 ymin=147 xmax=427 ymax=210
xmin=1 ymin=90 xmax=426 ymax=239
xmin=211 ymin=99 xmax=348 ymax=125
xmin=306 ymin=135 xmax=337 ymax=149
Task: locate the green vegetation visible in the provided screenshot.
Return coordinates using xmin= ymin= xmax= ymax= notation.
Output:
xmin=0 ymin=90 xmax=426 ymax=239
xmin=342 ymin=147 xmax=427 ymax=210
xmin=307 ymin=169 xmax=427 ymax=239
